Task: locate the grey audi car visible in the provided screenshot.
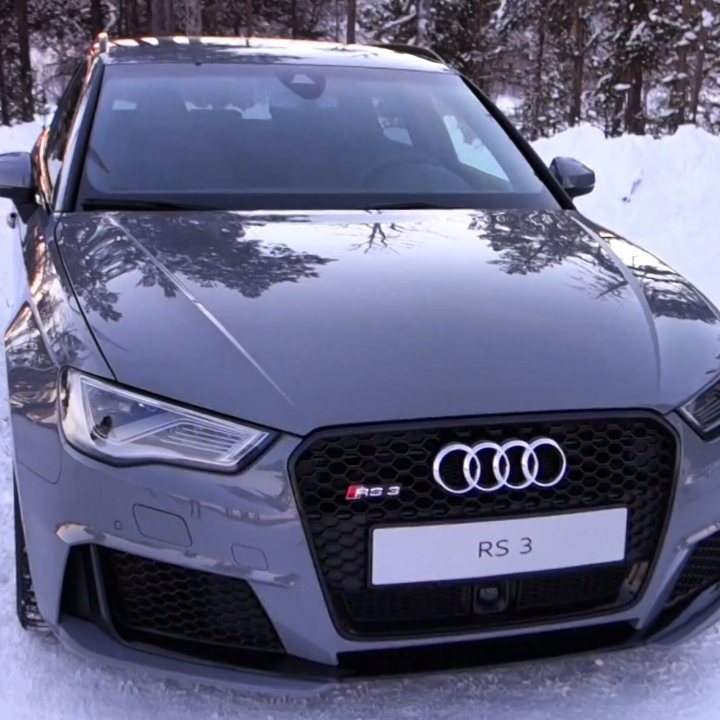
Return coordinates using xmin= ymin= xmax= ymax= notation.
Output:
xmin=2 ymin=36 xmax=720 ymax=694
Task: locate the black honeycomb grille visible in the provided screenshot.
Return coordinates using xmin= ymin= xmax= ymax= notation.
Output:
xmin=292 ymin=415 xmax=677 ymax=637
xmin=666 ymin=532 xmax=720 ymax=608
xmin=99 ymin=549 xmax=283 ymax=654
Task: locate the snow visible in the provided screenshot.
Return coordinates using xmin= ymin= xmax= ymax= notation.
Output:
xmin=534 ymin=124 xmax=720 ymax=309
xmin=2 ymin=120 xmax=720 ymax=718
xmin=495 ymin=93 xmax=523 ymax=117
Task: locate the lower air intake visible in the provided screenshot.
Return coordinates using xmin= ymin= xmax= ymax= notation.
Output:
xmin=666 ymin=531 xmax=720 ymax=608
xmin=98 ymin=548 xmax=284 ymax=656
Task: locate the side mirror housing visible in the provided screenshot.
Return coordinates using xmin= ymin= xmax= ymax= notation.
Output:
xmin=0 ymin=151 xmax=36 ymax=221
xmin=549 ymin=156 xmax=596 ymax=199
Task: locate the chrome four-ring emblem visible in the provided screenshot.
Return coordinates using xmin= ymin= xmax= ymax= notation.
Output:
xmin=432 ymin=438 xmax=568 ymax=495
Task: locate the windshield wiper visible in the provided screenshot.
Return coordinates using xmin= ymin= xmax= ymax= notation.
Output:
xmin=82 ymin=198 xmax=213 ymax=211
xmin=363 ymin=201 xmax=453 ymax=211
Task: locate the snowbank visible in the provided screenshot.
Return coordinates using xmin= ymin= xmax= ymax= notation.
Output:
xmin=534 ymin=124 xmax=720 ymax=307
xmin=1 ymin=120 xmax=720 ymax=719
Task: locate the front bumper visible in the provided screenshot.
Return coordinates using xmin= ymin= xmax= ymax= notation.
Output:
xmin=12 ymin=409 xmax=720 ymax=695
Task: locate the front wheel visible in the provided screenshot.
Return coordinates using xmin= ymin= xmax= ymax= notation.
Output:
xmin=14 ymin=481 xmax=48 ymax=632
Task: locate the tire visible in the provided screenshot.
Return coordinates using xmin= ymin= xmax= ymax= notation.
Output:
xmin=14 ymin=481 xmax=48 ymax=632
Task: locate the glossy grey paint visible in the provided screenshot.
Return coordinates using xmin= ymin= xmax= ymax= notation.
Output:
xmin=55 ymin=209 xmax=720 ymax=435
xmin=5 ymin=204 xmax=720 ymax=693
xmin=8 ymin=384 xmax=720 ymax=694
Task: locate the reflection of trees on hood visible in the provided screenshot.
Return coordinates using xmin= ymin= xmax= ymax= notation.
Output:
xmin=470 ymin=211 xmax=617 ymax=278
xmin=626 ymin=262 xmax=718 ymax=324
xmin=58 ymin=213 xmax=335 ymax=322
xmin=603 ymin=233 xmax=719 ymax=324
xmin=349 ymin=223 xmax=421 ymax=254
xmin=470 ymin=211 xmax=718 ymax=325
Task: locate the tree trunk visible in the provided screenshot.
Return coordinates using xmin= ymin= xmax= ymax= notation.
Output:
xmin=90 ymin=0 xmax=104 ymax=35
xmin=625 ymin=61 xmax=645 ymax=135
xmin=672 ymin=0 xmax=692 ymax=128
xmin=569 ymin=0 xmax=585 ymax=126
xmin=624 ymin=0 xmax=647 ymax=135
xmin=185 ymin=0 xmax=202 ymax=35
xmin=201 ymin=0 xmax=214 ymax=34
xmin=290 ymin=0 xmax=298 ymax=38
xmin=15 ymin=0 xmax=34 ymax=123
xmin=130 ymin=0 xmax=141 ymax=35
xmin=151 ymin=0 xmax=176 ymax=35
xmin=529 ymin=4 xmax=546 ymax=140
xmin=469 ymin=0 xmax=493 ymax=85
xmin=116 ymin=0 xmax=125 ymax=34
xmin=416 ymin=0 xmax=427 ymax=45
xmin=347 ymin=0 xmax=357 ymax=43
xmin=0 ymin=46 xmax=9 ymax=126
xmin=166 ymin=0 xmax=176 ymax=34
xmin=689 ymin=24 xmax=706 ymax=124
xmin=245 ymin=0 xmax=254 ymax=36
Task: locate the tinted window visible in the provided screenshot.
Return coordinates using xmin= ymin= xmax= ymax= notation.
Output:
xmin=79 ymin=63 xmax=558 ymax=211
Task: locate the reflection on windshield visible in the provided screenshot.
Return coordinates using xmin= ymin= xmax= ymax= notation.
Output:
xmin=79 ymin=63 xmax=558 ymax=212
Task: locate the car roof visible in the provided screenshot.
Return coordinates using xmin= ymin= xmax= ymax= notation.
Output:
xmin=94 ymin=36 xmax=452 ymax=73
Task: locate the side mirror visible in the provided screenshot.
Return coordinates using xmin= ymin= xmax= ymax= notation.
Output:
xmin=0 ymin=151 xmax=36 ymax=221
xmin=549 ymin=156 xmax=596 ymax=198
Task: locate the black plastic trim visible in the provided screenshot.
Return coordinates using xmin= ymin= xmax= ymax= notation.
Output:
xmin=61 ymin=58 xmax=106 ymax=213
xmin=288 ymin=409 xmax=681 ymax=641
xmin=370 ymin=43 xmax=446 ymax=64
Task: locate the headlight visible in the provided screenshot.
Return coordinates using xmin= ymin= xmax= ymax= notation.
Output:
xmin=59 ymin=370 xmax=273 ymax=471
xmin=681 ymin=376 xmax=720 ymax=440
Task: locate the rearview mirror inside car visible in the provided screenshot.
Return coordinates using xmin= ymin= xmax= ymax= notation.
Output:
xmin=0 ymin=151 xmax=36 ymax=221
xmin=549 ymin=156 xmax=596 ymax=199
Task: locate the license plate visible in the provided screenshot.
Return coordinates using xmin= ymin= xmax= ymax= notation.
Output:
xmin=371 ymin=508 xmax=627 ymax=586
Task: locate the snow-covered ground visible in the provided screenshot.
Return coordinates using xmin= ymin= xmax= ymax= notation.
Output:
xmin=2 ymin=120 xmax=720 ymax=719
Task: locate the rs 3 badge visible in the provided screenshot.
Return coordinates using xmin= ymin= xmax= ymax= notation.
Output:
xmin=346 ymin=485 xmax=402 ymax=501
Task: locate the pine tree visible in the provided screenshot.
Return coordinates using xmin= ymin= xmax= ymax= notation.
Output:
xmin=362 ymin=1 xmax=420 ymax=44
xmin=151 ymin=0 xmax=176 ymax=34
xmin=16 ymin=0 xmax=35 ymax=122
xmin=0 ymin=0 xmax=18 ymax=125
xmin=490 ymin=0 xmax=581 ymax=139
xmin=185 ymin=0 xmax=203 ymax=34
xmin=593 ymin=0 xmax=671 ymax=136
xmin=431 ymin=0 xmax=500 ymax=84
xmin=1 ymin=0 xmax=719 ymax=135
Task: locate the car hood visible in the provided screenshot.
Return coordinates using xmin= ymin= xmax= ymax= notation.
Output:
xmin=56 ymin=209 xmax=720 ymax=435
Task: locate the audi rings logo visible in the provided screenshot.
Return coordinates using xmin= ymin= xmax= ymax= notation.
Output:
xmin=432 ymin=438 xmax=568 ymax=495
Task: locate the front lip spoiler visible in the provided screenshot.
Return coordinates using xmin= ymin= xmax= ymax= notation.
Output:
xmin=651 ymin=583 xmax=720 ymax=645
xmin=58 ymin=617 xmax=336 ymax=697
xmin=56 ymin=608 xmax=702 ymax=697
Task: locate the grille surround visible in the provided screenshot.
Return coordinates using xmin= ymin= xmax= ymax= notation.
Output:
xmin=290 ymin=412 xmax=679 ymax=639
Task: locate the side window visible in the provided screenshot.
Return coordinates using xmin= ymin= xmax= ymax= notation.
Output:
xmin=45 ymin=63 xmax=87 ymax=190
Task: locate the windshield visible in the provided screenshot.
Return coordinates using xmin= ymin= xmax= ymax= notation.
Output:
xmin=79 ymin=63 xmax=559 ymax=211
